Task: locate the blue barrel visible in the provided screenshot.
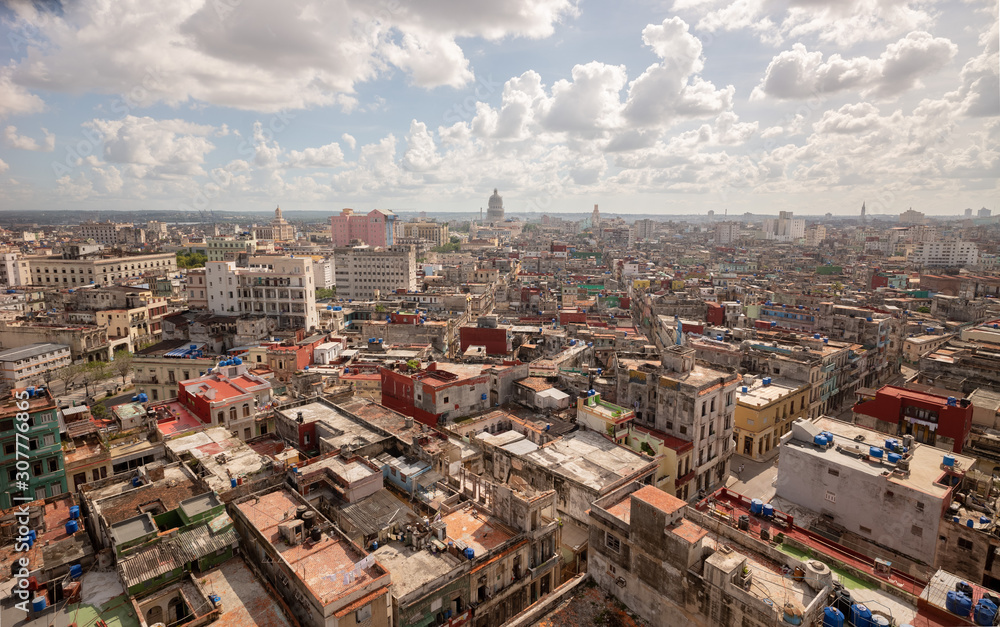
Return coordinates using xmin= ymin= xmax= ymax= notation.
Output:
xmin=885 ymin=439 xmax=896 ymax=451
xmin=869 ymin=447 xmax=883 ymax=459
xmin=944 ymin=455 xmax=956 ymax=467
xmin=968 ymin=519 xmax=975 ymax=528
xmin=887 ymin=453 xmax=901 ymax=464
xmin=947 ymin=591 xmax=972 ymax=617
xmin=822 ymin=607 xmax=844 ymax=627
xmin=65 ymin=520 xmax=78 ymax=534
xmin=851 ymin=604 xmax=873 ymax=627
xmin=28 ymin=529 xmax=36 ymax=542
xmin=32 ymin=597 xmax=46 ymax=612
xmin=230 ymin=478 xmax=238 ymax=488
xmin=814 ymin=435 xmax=828 ymax=447
xmin=131 ymin=476 xmax=141 ymax=487
xmin=975 ymin=598 xmax=998 ymax=626
xmin=750 ymin=499 xmax=763 ymax=515
xmin=464 ymin=548 xmax=475 ymax=560
xmin=69 ymin=506 xmax=80 ymax=520
xmin=981 ymin=516 xmax=991 ymax=525
xmin=69 ymin=564 xmax=83 ymax=579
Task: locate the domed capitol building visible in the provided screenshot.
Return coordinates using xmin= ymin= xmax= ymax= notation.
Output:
xmin=486 ymin=188 xmax=504 ymax=223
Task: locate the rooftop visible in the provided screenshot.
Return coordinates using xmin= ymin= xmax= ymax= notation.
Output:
xmin=737 ymin=377 xmax=804 ymax=408
xmin=164 ymin=427 xmax=268 ymax=490
xmin=371 ymin=540 xmax=462 ymax=599
xmin=236 ymin=490 xmax=386 ymax=606
xmin=280 ymin=400 xmax=389 ymax=451
xmin=522 ymin=430 xmax=656 ymax=491
xmin=196 ymin=558 xmax=295 ymax=627
xmin=442 ymin=505 xmax=516 ymax=555
xmin=785 ymin=417 xmax=976 ymax=499
xmin=0 ymin=342 xmax=68 ymax=361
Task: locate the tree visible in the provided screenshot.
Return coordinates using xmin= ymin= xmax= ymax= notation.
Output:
xmin=176 ymin=251 xmax=207 ymax=269
xmin=112 ymin=349 xmax=133 ymax=385
xmin=57 ymin=363 xmax=85 ymax=391
xmin=82 ymin=360 xmax=111 ymax=397
xmin=316 ymin=287 xmax=336 ymax=300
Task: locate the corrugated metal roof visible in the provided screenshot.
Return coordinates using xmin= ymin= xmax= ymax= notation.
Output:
xmin=340 ymin=490 xmax=417 ymax=537
xmin=119 ymin=543 xmax=179 ymax=588
xmin=174 ymin=523 xmax=238 ymax=564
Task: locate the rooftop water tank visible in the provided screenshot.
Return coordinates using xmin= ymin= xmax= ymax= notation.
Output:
xmin=981 ymin=516 xmax=991 ymax=525
xmin=742 ymin=386 xmax=748 ymax=394
xmin=763 ymin=377 xmax=771 ymax=386
xmin=814 ymin=435 xmax=828 ymax=447
xmin=869 ymin=447 xmax=883 ymax=459
xmin=750 ymin=499 xmax=763 ymax=515
xmin=887 ymin=453 xmax=901 ymax=464
xmin=822 ymin=607 xmax=845 ymax=627
xmin=975 ymin=598 xmax=998 ymax=626
xmin=69 ymin=506 xmax=80 ymax=520
xmin=65 ymin=520 xmax=78 ymax=535
xmin=946 ymin=591 xmax=972 ymax=617
xmin=850 ymin=604 xmax=873 ymax=627
xmin=32 ymin=597 xmax=46 ymax=612
xmin=69 ymin=564 xmax=83 ymax=579
xmin=944 ymin=455 xmax=956 ymax=467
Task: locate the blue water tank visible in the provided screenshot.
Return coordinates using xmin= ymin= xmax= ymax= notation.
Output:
xmin=65 ymin=520 xmax=79 ymax=534
xmin=69 ymin=506 xmax=80 ymax=520
xmin=887 ymin=453 xmax=901 ymax=464
xmin=69 ymin=564 xmax=83 ymax=579
xmin=138 ymin=393 xmax=148 ymax=403
xmin=750 ymin=499 xmax=763 ymax=515
xmin=234 ymin=357 xmax=242 ymax=365
xmin=814 ymin=333 xmax=821 ymax=339
xmin=948 ymin=396 xmax=957 ymax=406
xmin=851 ymin=604 xmax=873 ymax=627
xmin=131 ymin=476 xmax=141 ymax=487
xmin=230 ymin=478 xmax=238 ymax=488
xmin=32 ymin=597 xmax=46 ymax=612
xmin=814 ymin=435 xmax=828 ymax=447
xmin=763 ymin=377 xmax=771 ymax=386
xmin=869 ymin=447 xmax=884 ymax=459
xmin=464 ymin=548 xmax=475 ymax=560
xmin=742 ymin=386 xmax=748 ymax=394
xmin=975 ymin=598 xmax=998 ymax=625
xmin=327 ymin=305 xmax=332 ymax=310
xmin=823 ymin=607 xmax=845 ymax=627
xmin=943 ymin=455 xmax=956 ymax=467
xmin=947 ymin=591 xmax=972 ymax=617
xmin=885 ymin=439 xmax=896 ymax=451
xmin=481 ymin=393 xmax=487 ymax=401
xmin=762 ymin=504 xmax=774 ymax=518
xmin=968 ymin=519 xmax=975 ymax=528
xmin=954 ymin=516 xmax=961 ymax=523
xmin=981 ymin=516 xmax=991 ymax=524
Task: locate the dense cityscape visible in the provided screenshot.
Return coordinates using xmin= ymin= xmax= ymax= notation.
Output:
xmin=0 ymin=199 xmax=996 ymax=627
xmin=1 ymin=0 xmax=998 ymax=625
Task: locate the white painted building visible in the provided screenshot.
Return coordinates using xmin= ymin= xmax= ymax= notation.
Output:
xmin=908 ymin=240 xmax=979 ymax=267
xmin=206 ymin=255 xmax=318 ymax=331
xmin=0 ymin=343 xmax=71 ymax=386
xmin=334 ymin=245 xmax=417 ymax=300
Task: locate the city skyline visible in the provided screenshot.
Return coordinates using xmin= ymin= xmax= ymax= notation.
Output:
xmin=0 ymin=0 xmax=996 ymax=215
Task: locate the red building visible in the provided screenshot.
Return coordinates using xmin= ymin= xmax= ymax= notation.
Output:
xmin=176 ymin=359 xmax=273 ymax=440
xmin=706 ymin=302 xmax=724 ymax=326
xmin=381 ymin=362 xmax=490 ymax=426
xmin=852 ymin=385 xmax=973 ymax=453
xmin=459 ymin=324 xmax=513 ymax=356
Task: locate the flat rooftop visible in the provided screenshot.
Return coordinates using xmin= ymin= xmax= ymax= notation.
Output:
xmin=442 ymin=506 xmax=516 ymax=556
xmin=522 ymin=430 xmax=656 ymax=491
xmin=737 ymin=377 xmax=803 ymax=408
xmin=109 ymin=513 xmax=156 ymax=545
xmin=282 ymin=400 xmax=389 ymax=450
xmin=236 ymin=490 xmax=384 ymax=606
xmin=0 ymin=342 xmax=67 ymax=361
xmin=197 ymin=558 xmax=295 ymax=627
xmin=165 ymin=427 xmax=268 ymax=490
xmin=371 ymin=540 xmax=462 ymax=599
xmin=787 ymin=417 xmax=976 ymax=499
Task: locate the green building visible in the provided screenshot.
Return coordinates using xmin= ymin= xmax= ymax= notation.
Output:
xmin=0 ymin=388 xmax=66 ymax=509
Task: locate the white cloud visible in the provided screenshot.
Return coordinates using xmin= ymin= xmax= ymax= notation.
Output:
xmin=3 ymin=126 xmax=55 ymax=151
xmin=341 ymin=133 xmax=357 ymax=150
xmin=691 ymin=0 xmax=937 ymax=47
xmin=0 ymin=158 xmax=8 ymax=173
xmin=85 ymin=116 xmax=218 ymax=177
xmin=0 ymin=70 xmax=45 ymax=119
xmin=5 ymin=0 xmax=578 ymax=112
xmin=752 ymin=32 xmax=957 ymax=101
xmin=286 ymin=142 xmax=346 ymax=168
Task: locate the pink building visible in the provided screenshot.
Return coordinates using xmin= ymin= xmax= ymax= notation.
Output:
xmin=329 ymin=208 xmax=398 ymax=246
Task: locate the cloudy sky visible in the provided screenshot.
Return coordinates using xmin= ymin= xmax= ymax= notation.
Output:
xmin=0 ymin=0 xmax=996 ymax=216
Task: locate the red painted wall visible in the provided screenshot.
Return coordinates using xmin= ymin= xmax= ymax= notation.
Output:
xmin=459 ymin=326 xmax=510 ymax=355
xmin=706 ymin=302 xmax=724 ymax=326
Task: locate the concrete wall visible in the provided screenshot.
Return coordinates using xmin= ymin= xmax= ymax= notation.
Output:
xmin=775 ymin=444 xmax=942 ymax=565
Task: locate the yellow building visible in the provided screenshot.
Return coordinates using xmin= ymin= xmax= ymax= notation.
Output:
xmin=625 ymin=425 xmax=694 ymax=500
xmin=733 ymin=376 xmax=810 ymax=461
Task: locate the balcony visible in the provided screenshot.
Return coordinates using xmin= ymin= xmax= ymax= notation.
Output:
xmin=529 ymin=554 xmax=560 ymax=579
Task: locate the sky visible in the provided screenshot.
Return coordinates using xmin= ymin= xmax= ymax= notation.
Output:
xmin=0 ymin=0 xmax=996 ymax=217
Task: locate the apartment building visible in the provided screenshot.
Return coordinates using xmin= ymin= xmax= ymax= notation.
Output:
xmin=763 ymin=211 xmax=805 ymax=241
xmin=616 ymin=346 xmax=740 ymax=496
xmin=909 ymin=240 xmax=980 ymax=267
xmin=206 ymin=235 xmax=257 ymax=262
xmin=400 ymin=220 xmax=449 ymax=246
xmin=0 ymin=343 xmax=71 ymax=387
xmin=133 ymin=340 xmax=216 ymax=403
xmin=26 ymin=251 xmax=177 ymax=287
xmin=206 ymin=255 xmax=318 ymax=331
xmin=0 ymin=252 xmax=29 ymax=288
xmin=334 ymin=245 xmax=416 ymax=300
xmin=330 ymin=207 xmax=398 ymax=247
xmin=185 ymin=268 xmax=208 ymax=309
xmin=0 ymin=388 xmax=65 ymax=508
xmin=176 ymin=358 xmax=273 ymax=440
xmin=733 ymin=375 xmax=810 ymax=461
xmin=77 ymin=220 xmax=131 ymax=245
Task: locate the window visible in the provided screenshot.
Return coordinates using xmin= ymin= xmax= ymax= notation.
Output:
xmin=916 ymin=502 xmax=925 ymax=512
xmin=355 ymin=605 xmax=372 ymax=623
xmin=605 ymin=532 xmax=621 ymax=553
xmin=859 ymin=526 xmax=872 ymax=535
xmin=48 ymin=458 xmax=58 ymax=473
xmin=825 ymin=491 xmax=836 ymax=503
xmin=828 ymin=469 xmax=839 ymax=477
xmin=958 ymin=538 xmax=974 ymax=550
xmin=443 ymin=396 xmax=449 ymax=403
xmin=679 ymin=425 xmax=687 ymax=435
xmin=911 ymin=525 xmax=923 ymax=537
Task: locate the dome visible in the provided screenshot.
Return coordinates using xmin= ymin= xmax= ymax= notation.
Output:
xmin=486 ymin=188 xmax=504 ymax=222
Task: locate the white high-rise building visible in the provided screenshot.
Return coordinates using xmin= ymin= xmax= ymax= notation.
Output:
xmin=908 ymin=240 xmax=979 ymax=268
xmin=334 ymin=245 xmax=417 ymax=300
xmin=206 ymin=255 xmax=317 ymax=331
xmin=763 ymin=211 xmax=805 ymax=242
xmin=715 ymin=222 xmax=740 ymax=244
